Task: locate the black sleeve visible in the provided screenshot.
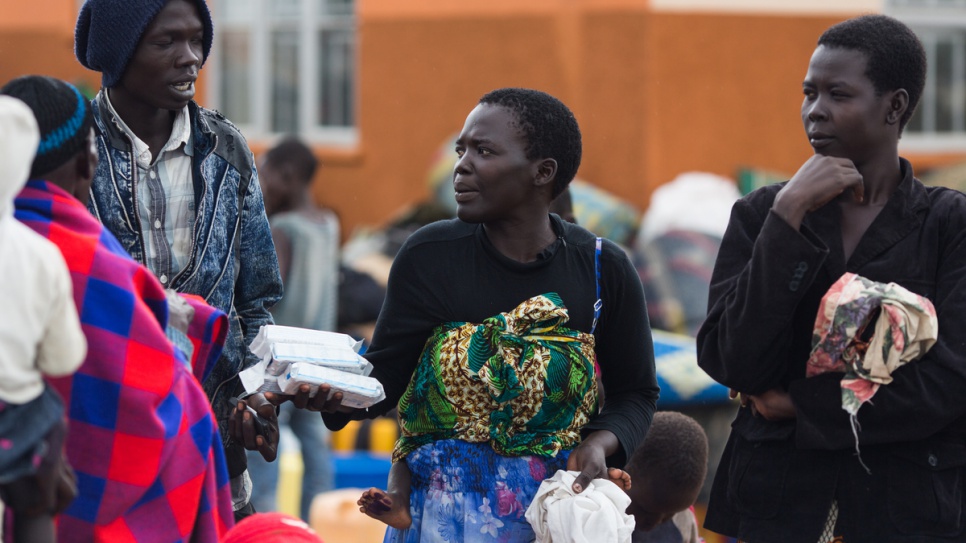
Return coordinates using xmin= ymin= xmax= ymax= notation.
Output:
xmin=580 ymin=241 xmax=661 ymax=467
xmin=696 ymin=198 xmax=829 ymax=394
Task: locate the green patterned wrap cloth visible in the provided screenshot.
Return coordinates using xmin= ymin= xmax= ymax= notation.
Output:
xmin=394 ymin=293 xmax=599 ymax=462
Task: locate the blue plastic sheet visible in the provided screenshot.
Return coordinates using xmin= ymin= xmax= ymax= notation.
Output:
xmin=651 ymin=330 xmax=731 ymax=407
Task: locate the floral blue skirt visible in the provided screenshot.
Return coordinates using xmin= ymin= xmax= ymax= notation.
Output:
xmin=384 ymin=439 xmax=571 ymax=543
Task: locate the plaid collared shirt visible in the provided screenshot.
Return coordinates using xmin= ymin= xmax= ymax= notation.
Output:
xmin=104 ymin=91 xmax=195 ymax=287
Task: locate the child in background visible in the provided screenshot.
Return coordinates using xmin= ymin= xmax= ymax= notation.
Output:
xmin=625 ymin=411 xmax=708 ymax=543
xmin=0 ymin=96 xmax=86 ymax=542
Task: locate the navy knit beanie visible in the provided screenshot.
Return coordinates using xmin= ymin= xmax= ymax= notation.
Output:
xmin=75 ymin=0 xmax=214 ymax=88
xmin=0 ymin=76 xmax=94 ymax=180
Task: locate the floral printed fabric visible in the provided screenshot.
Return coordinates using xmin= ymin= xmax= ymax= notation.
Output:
xmin=806 ymin=272 xmax=938 ymax=417
xmin=395 ymin=293 xmax=599 ymax=462
xmin=385 ymin=439 xmax=571 ymax=543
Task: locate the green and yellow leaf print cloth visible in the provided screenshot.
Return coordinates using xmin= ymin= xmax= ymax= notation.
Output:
xmin=394 ymin=293 xmax=599 ymax=462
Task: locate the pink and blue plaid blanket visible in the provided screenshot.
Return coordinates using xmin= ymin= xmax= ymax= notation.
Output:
xmin=14 ymin=181 xmax=234 ymax=542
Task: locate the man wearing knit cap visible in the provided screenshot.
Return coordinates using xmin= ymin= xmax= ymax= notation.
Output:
xmin=74 ymin=0 xmax=283 ymax=521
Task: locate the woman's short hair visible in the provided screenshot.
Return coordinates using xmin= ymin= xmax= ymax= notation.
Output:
xmin=479 ymin=88 xmax=581 ymax=198
xmin=818 ymin=14 xmax=926 ymax=133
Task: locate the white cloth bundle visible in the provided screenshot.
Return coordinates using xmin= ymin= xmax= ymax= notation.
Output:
xmin=525 ymin=470 xmax=635 ymax=543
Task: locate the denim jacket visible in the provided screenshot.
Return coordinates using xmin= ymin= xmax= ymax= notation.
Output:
xmin=87 ymin=92 xmax=282 ymax=420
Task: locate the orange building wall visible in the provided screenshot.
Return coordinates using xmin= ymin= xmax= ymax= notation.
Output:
xmin=318 ymin=12 xmax=572 ymax=234
xmin=314 ymin=6 xmax=855 ymax=234
xmin=1 ymin=1 xmax=962 ymax=236
xmin=0 ymin=0 xmax=89 ymax=90
xmin=312 ymin=5 xmax=652 ymax=233
xmin=0 ymin=1 xmax=205 ymax=103
xmin=0 ymin=0 xmax=75 ymax=30
xmin=640 ymin=13 xmax=843 ymax=192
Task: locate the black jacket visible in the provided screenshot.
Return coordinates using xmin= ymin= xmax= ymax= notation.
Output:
xmin=698 ymin=159 xmax=966 ymax=542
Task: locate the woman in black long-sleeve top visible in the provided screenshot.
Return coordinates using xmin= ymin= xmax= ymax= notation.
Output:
xmin=282 ymin=88 xmax=658 ymax=542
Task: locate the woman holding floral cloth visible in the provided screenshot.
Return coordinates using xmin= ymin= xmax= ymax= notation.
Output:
xmin=698 ymin=15 xmax=966 ymax=543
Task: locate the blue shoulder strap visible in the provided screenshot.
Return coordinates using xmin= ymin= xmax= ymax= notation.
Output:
xmin=591 ymin=237 xmax=603 ymax=335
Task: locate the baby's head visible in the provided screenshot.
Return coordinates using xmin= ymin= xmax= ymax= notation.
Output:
xmin=624 ymin=411 xmax=708 ymax=532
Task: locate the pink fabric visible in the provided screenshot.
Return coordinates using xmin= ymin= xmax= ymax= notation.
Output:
xmin=221 ymin=513 xmax=323 ymax=543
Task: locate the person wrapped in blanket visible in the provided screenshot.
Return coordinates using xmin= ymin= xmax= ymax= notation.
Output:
xmin=0 ymin=95 xmax=86 ymax=543
xmin=272 ymin=88 xmax=660 ymax=542
xmin=3 ymin=75 xmax=234 ymax=542
xmin=697 ymin=15 xmax=966 ymax=542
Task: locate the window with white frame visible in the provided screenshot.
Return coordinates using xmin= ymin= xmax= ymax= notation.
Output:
xmin=888 ymin=0 xmax=966 ymax=151
xmin=210 ymin=0 xmax=356 ymax=145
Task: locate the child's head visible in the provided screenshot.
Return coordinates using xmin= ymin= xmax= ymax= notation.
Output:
xmin=549 ymin=186 xmax=576 ymax=224
xmin=624 ymin=411 xmax=708 ymax=532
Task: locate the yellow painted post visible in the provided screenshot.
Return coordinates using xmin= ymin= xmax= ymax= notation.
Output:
xmin=369 ymin=418 xmax=398 ymax=454
xmin=330 ymin=420 xmax=361 ymax=452
xmin=276 ymin=450 xmax=304 ymax=518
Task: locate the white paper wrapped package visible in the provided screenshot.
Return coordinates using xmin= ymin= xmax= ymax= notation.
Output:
xmin=239 ymin=358 xmax=280 ymax=394
xmin=267 ymin=342 xmax=372 ymax=376
xmin=250 ymin=325 xmax=363 ymax=360
xmin=279 ymin=362 xmax=385 ymax=409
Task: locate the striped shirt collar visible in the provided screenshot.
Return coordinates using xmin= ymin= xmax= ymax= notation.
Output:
xmin=102 ymin=89 xmax=193 ymax=169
